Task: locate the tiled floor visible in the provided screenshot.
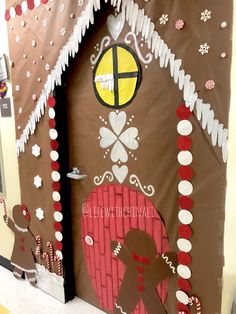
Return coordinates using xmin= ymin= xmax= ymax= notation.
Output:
xmin=0 ymin=266 xmax=105 ymax=314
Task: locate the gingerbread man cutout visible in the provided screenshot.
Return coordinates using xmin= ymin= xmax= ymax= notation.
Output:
xmin=3 ymin=205 xmax=37 ymax=286
xmin=111 ymin=229 xmax=177 ymax=314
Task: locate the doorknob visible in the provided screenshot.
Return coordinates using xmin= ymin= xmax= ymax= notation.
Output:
xmin=67 ymin=167 xmax=87 ymax=180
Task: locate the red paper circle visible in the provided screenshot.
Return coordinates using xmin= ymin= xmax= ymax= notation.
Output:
xmin=5 ymin=10 xmax=10 ymax=21
xmin=51 ymin=161 xmax=60 ymax=171
xmin=177 ymin=136 xmax=192 ymax=150
xmin=15 ymin=5 xmax=22 ymax=16
xmin=178 ymin=225 xmax=193 ymax=239
xmin=27 ymin=0 xmax=35 ymax=10
xmin=178 ymin=196 xmax=193 ymax=210
xmin=50 ymin=140 xmax=59 ymax=150
xmin=54 ymin=202 xmax=62 ymax=211
xmin=176 ymin=103 xmax=192 ymax=120
xmin=48 ymin=96 xmax=56 ymax=108
xmin=177 ymin=252 xmax=192 ymax=265
xmin=55 ymin=241 xmax=63 ymax=251
xmin=178 ymin=166 xmax=193 ymax=180
xmin=54 ymin=222 xmax=62 ymax=231
xmin=177 ymin=302 xmax=190 ymax=313
xmin=49 ymin=119 xmax=56 ymax=128
xmin=41 ymin=0 xmax=49 ymax=4
xmin=52 ymin=182 xmax=61 ymax=192
xmin=178 ymin=278 xmax=191 ymax=292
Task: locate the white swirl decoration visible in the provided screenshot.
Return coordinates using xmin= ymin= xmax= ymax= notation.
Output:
xmin=124 ymin=32 xmax=153 ymax=65
xmin=94 ymin=171 xmax=114 ymax=186
xmin=129 ymin=174 xmax=155 ymax=197
xmin=90 ymin=36 xmax=111 ymax=65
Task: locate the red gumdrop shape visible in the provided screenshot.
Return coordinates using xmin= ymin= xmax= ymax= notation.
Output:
xmin=15 ymin=5 xmax=22 ymax=16
xmin=178 ymin=278 xmax=191 ymax=292
xmin=5 ymin=10 xmax=10 ymax=21
xmin=49 ymin=119 xmax=56 ymax=128
xmin=177 ymin=251 xmax=192 ymax=265
xmin=178 ymin=196 xmax=193 ymax=210
xmin=176 ymin=103 xmax=192 ymax=120
xmin=48 ymin=96 xmax=56 ymax=107
xmin=27 ymin=0 xmax=35 ymax=10
xmin=178 ymin=225 xmax=193 ymax=239
xmin=51 ymin=161 xmax=60 ymax=171
xmin=50 ymin=140 xmax=59 ymax=150
xmin=55 ymin=241 xmax=63 ymax=250
xmin=54 ymin=202 xmax=62 ymax=211
xmin=52 ymin=182 xmax=61 ymax=192
xmin=178 ymin=166 xmax=193 ymax=180
xmin=54 ymin=222 xmax=62 ymax=231
xmin=177 ymin=136 xmax=192 ymax=150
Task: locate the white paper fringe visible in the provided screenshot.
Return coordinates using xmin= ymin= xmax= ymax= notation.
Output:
xmin=16 ymin=0 xmax=228 ymax=162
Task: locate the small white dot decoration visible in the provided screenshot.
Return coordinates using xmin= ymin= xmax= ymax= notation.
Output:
xmin=221 ymin=21 xmax=228 ymax=29
xmin=178 ymin=210 xmax=193 ymax=225
xmin=49 ymin=129 xmax=58 ymax=140
xmin=21 ymin=20 xmax=26 ymax=27
xmin=21 ymin=1 xmax=28 ymax=13
xmin=177 ymin=151 xmax=193 ymax=166
xmin=55 ymin=231 xmax=63 ymax=242
xmin=32 ymin=40 xmax=37 ymax=47
xmin=221 ymin=52 xmax=227 ymax=59
xmin=51 ymin=171 xmax=61 ymax=182
xmin=48 ymin=108 xmax=55 ymax=119
xmin=54 ymin=211 xmax=63 ymax=222
xmin=52 ymin=191 xmax=61 ymax=202
xmin=50 ymin=150 xmax=59 ymax=161
xmin=176 ymin=291 xmax=189 ymax=305
xmin=177 ymin=238 xmax=192 ymax=253
xmin=177 ymin=265 xmax=191 ymax=279
xmin=178 ymin=180 xmax=193 ymax=196
xmin=177 ymin=120 xmax=193 ymax=136
xmin=85 ymin=235 xmax=94 ymax=246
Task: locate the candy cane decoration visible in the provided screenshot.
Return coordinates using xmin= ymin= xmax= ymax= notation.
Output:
xmin=47 ymin=241 xmax=54 ymax=263
xmin=0 ymin=197 xmax=8 ymax=224
xmin=43 ymin=252 xmax=51 ymax=272
xmin=35 ymin=236 xmax=42 ymax=255
xmin=54 ymin=255 xmax=62 ymax=276
xmin=189 ymin=296 xmax=201 ymax=314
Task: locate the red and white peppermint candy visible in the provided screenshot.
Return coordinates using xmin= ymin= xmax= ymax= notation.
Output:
xmin=205 ymin=80 xmax=215 ymax=90
xmin=176 ymin=19 xmax=185 ymax=30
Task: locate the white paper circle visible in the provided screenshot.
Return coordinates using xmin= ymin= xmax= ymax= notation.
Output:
xmin=178 ymin=180 xmax=193 ymax=196
xmin=177 ymin=265 xmax=191 ymax=279
xmin=34 ymin=0 xmax=41 ymax=7
xmin=54 ymin=211 xmax=63 ymax=222
xmin=50 ymin=150 xmax=59 ymax=161
xmin=21 ymin=1 xmax=28 ymax=13
xmin=56 ymin=250 xmax=63 ymax=260
xmin=55 ymin=231 xmax=63 ymax=242
xmin=176 ymin=290 xmax=189 ymax=305
xmin=177 ymin=120 xmax=193 ymax=136
xmin=177 ymin=238 xmax=192 ymax=252
xmin=85 ymin=235 xmax=94 ymax=246
xmin=51 ymin=171 xmax=60 ymax=182
xmin=177 ymin=151 xmax=193 ymax=166
xmin=49 ymin=129 xmax=58 ymax=140
xmin=221 ymin=21 xmax=227 ymax=29
xmin=48 ymin=108 xmax=55 ymax=119
xmin=178 ymin=210 xmax=193 ymax=225
xmin=52 ymin=191 xmax=61 ymax=202
xmin=10 ymin=7 xmax=16 ymax=18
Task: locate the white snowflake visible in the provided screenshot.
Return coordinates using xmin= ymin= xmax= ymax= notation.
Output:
xmin=60 ymin=27 xmax=66 ymax=36
xmin=15 ymin=85 xmax=20 ymax=92
xmin=16 ymin=36 xmax=20 ymax=43
xmin=34 ymin=175 xmax=43 ymax=188
xmin=198 ymin=43 xmax=210 ymax=55
xmin=36 ymin=208 xmax=45 ymax=221
xmin=200 ymin=9 xmax=211 ymax=22
xmin=32 ymin=144 xmax=41 ymax=157
xmin=45 ymin=63 xmax=50 ymax=71
xmin=42 ymin=19 xmax=48 ymax=27
xmin=26 ymin=71 xmax=31 ymax=78
xmin=60 ymin=3 xmax=65 ymax=12
xmin=78 ymin=0 xmax=84 ymax=6
xmin=159 ymin=14 xmax=169 ymax=25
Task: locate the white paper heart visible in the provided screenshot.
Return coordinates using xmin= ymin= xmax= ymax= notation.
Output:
xmin=111 ymin=141 xmax=128 ymax=163
xmin=119 ymin=127 xmax=139 ymax=150
xmin=112 ymin=165 xmax=128 ymax=184
xmin=109 ymin=111 xmax=126 ymax=136
xmin=99 ymin=127 xmax=117 ymax=149
xmin=107 ymin=13 xmax=125 ymax=41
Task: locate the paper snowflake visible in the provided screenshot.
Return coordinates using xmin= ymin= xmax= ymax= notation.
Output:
xmin=200 ymin=9 xmax=211 ymax=22
xmin=60 ymin=27 xmax=66 ymax=36
xmin=198 ymin=43 xmax=210 ymax=55
xmin=45 ymin=63 xmax=50 ymax=71
xmin=78 ymin=0 xmax=84 ymax=6
xmin=60 ymin=3 xmax=65 ymax=12
xmin=32 ymin=144 xmax=41 ymax=157
xmin=42 ymin=19 xmax=48 ymax=27
xmin=34 ymin=175 xmax=43 ymax=188
xmin=159 ymin=14 xmax=169 ymax=25
xmin=16 ymin=36 xmax=20 ymax=43
xmin=36 ymin=208 xmax=45 ymax=221
xmin=26 ymin=71 xmax=31 ymax=78
xmin=15 ymin=85 xmax=20 ymax=92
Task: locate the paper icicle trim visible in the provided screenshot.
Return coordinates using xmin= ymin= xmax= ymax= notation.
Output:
xmin=16 ymin=0 xmax=228 ymax=162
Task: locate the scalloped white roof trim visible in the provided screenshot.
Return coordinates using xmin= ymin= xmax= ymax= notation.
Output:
xmin=16 ymin=0 xmax=228 ymax=162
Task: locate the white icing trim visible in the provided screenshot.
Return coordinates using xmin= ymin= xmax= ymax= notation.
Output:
xmin=16 ymin=0 xmax=228 ymax=162
xmin=129 ymin=174 xmax=155 ymax=196
xmin=15 ymin=224 xmax=28 ymax=233
xmin=94 ymin=171 xmax=114 ymax=185
xmin=161 ymin=253 xmax=176 ymax=274
xmin=115 ymin=303 xmax=127 ymax=314
xmin=11 ymin=262 xmax=37 ymax=273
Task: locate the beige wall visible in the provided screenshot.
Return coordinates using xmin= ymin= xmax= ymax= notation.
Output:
xmin=0 ymin=2 xmax=21 ymax=260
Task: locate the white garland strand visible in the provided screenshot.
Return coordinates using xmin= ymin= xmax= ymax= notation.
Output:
xmin=16 ymin=0 xmax=228 ymax=162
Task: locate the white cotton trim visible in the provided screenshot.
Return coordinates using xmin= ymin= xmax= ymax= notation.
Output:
xmin=16 ymin=0 xmax=228 ymax=162
xmin=15 ymin=224 xmax=28 ymax=233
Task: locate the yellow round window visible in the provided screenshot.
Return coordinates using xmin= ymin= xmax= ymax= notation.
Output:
xmin=93 ymin=44 xmax=142 ymax=108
